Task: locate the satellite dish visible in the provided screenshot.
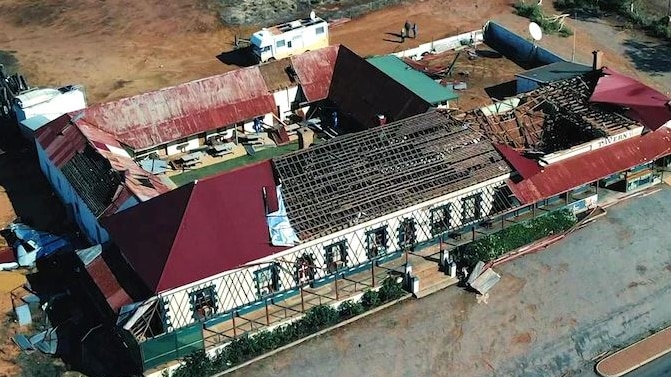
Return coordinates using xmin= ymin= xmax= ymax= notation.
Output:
xmin=529 ymin=22 xmax=543 ymax=41
xmin=309 ymin=10 xmax=316 ymax=20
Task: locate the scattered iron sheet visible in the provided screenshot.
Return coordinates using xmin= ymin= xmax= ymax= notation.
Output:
xmin=15 ymin=304 xmax=31 ymax=326
xmin=467 ymin=260 xmax=486 ymax=286
xmin=470 ymin=268 xmax=501 ymax=295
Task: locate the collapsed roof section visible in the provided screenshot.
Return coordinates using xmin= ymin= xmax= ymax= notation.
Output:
xmin=273 ymin=110 xmax=512 ymax=241
xmin=35 ymin=114 xmax=171 ymax=217
xmin=466 ymin=73 xmax=642 ymax=155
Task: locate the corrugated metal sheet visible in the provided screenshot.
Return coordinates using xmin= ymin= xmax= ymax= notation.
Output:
xmin=35 ymin=114 xmax=87 ymax=168
xmin=494 ymin=144 xmax=542 ymax=179
xmin=35 ymin=115 xmax=170 ymax=216
xmin=508 ymin=128 xmax=671 ymax=203
xmin=76 ymin=67 xmax=277 ymax=150
xmin=291 ymin=45 xmax=339 ymax=102
xmin=101 ymin=160 xmax=286 ymax=293
xmin=86 ymin=255 xmax=133 ymax=313
xmin=258 ymin=59 xmax=296 ymax=92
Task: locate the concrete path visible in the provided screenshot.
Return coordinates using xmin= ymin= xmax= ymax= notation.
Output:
xmin=596 ymin=326 xmax=671 ymax=377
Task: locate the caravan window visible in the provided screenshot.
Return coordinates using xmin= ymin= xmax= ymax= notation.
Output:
xmin=316 ymin=26 xmax=325 ymax=35
xmin=276 ymin=40 xmax=285 ymax=48
xmin=287 ymin=40 xmax=293 ymax=48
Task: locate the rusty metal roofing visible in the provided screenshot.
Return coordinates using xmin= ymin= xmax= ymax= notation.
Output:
xmin=74 ymin=67 xmax=277 ymax=150
xmin=291 ymin=45 xmax=339 ymax=102
xmin=258 ymin=59 xmax=296 ymax=92
xmin=86 ymin=254 xmax=133 ymax=313
xmin=35 ymin=114 xmax=170 ymax=217
xmin=508 ymin=128 xmax=671 ymax=203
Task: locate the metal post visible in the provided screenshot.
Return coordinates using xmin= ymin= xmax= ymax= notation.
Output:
xmin=300 ymin=285 xmax=305 ymax=312
xmin=265 ymin=299 xmax=270 ymax=326
xmin=471 ymin=225 xmax=475 ymax=241
xmin=232 ymin=311 xmax=237 ymax=337
xmin=532 ymin=202 xmax=536 ymax=218
xmin=335 ymin=273 xmax=339 ymax=301
xmin=371 ymin=262 xmax=376 ymax=287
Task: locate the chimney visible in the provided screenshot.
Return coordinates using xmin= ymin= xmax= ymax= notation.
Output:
xmin=592 ymin=50 xmax=604 ymax=71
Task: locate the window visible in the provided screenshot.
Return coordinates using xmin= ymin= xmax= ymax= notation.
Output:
xmin=324 ymin=241 xmax=348 ymax=273
xmin=189 ymin=286 xmax=217 ymax=321
xmin=276 ymin=40 xmax=285 ymax=48
xmin=397 ymin=219 xmax=417 ymax=249
xmin=294 ymin=254 xmax=316 ymax=285
xmin=461 ymin=193 xmax=483 ymax=223
xmin=255 ymin=263 xmax=281 ymax=297
xmin=316 ymin=26 xmax=325 ymax=35
xmin=430 ymin=204 xmax=451 ymax=236
xmin=366 ymin=226 xmax=388 ymax=259
xmin=287 ymin=40 xmax=293 ymax=48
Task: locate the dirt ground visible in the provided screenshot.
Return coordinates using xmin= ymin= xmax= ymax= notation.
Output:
xmin=229 ymin=186 xmax=671 ymax=377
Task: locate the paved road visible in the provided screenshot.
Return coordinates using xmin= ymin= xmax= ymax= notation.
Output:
xmin=230 ymin=187 xmax=671 ymax=377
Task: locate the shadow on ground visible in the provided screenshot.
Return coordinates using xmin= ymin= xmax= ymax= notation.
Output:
xmin=0 ymin=120 xmax=71 ymax=234
xmin=623 ymin=38 xmax=671 ymax=75
xmin=216 ymin=47 xmax=258 ymax=67
xmin=485 ymin=79 xmax=517 ymax=100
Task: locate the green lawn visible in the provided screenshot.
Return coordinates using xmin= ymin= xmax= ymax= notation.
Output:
xmin=170 ymin=142 xmax=299 ymax=186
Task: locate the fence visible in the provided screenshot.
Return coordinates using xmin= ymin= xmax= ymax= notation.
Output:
xmin=392 ymin=29 xmax=485 ymax=59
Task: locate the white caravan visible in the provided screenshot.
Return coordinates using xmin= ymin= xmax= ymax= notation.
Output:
xmin=250 ymin=12 xmax=329 ymax=63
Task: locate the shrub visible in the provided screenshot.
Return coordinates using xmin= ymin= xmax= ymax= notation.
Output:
xmin=171 ymin=350 xmax=212 ymax=377
xmin=513 ymin=2 xmax=573 ymax=37
xmin=457 ymin=209 xmax=577 ymax=267
xmin=360 ymin=289 xmax=381 ymax=309
xmin=301 ymin=304 xmax=340 ymax=332
xmin=338 ymin=300 xmax=365 ymax=319
xmin=377 ymin=278 xmax=405 ymax=303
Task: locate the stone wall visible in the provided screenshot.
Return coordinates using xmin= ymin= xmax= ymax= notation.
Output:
xmin=218 ymin=0 xmax=406 ymax=26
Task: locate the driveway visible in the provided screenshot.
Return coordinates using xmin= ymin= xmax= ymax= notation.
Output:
xmin=229 ymin=187 xmax=671 ymax=377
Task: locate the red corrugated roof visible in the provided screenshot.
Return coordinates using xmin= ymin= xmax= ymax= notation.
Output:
xmin=86 ymin=255 xmax=133 ymax=313
xmin=35 ymin=114 xmax=87 ymax=168
xmin=590 ymin=68 xmax=671 ymax=131
xmin=508 ymin=128 xmax=671 ymax=203
xmin=291 ymin=45 xmax=339 ymax=102
xmin=35 ymin=114 xmax=170 ymax=215
xmin=75 ymin=67 xmax=277 ymax=150
xmin=101 ymin=160 xmax=287 ymax=293
xmin=494 ymin=144 xmax=542 ymax=179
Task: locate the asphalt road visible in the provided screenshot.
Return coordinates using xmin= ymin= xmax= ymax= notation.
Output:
xmin=230 ymin=187 xmax=671 ymax=377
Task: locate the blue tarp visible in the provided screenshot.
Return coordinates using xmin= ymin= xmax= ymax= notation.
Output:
xmin=266 ymin=186 xmax=300 ymax=247
xmin=139 ymin=159 xmax=169 ymax=174
xmin=8 ymin=223 xmax=72 ymax=267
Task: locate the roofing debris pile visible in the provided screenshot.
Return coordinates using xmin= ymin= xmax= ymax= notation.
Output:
xmin=465 ymin=74 xmax=641 ymax=155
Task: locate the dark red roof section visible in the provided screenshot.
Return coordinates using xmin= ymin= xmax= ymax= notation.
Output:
xmin=86 ymin=256 xmax=133 ymax=312
xmin=494 ymin=144 xmax=542 ymax=179
xmin=75 ymin=67 xmax=277 ymax=150
xmin=508 ymin=128 xmax=671 ymax=203
xmin=590 ymin=68 xmax=671 ymax=131
xmin=101 ymin=160 xmax=287 ymax=293
xmin=291 ymin=45 xmax=339 ymax=102
xmin=329 ymin=46 xmax=431 ymax=130
xmin=35 ymin=114 xmax=87 ymax=168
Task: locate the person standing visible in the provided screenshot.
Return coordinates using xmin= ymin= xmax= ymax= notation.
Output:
xmin=412 ymin=23 xmax=418 ymax=39
xmin=400 ymin=28 xmax=406 ymax=43
xmin=404 ymin=20 xmax=411 ymax=37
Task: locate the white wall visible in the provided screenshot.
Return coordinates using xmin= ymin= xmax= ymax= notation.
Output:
xmin=273 ymin=87 xmax=300 ymax=122
xmin=158 ymin=174 xmax=510 ymax=330
xmin=543 ymin=126 xmax=644 ymax=165
xmin=166 ymin=135 xmax=200 ymax=156
xmin=393 ymin=30 xmax=484 ymax=60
